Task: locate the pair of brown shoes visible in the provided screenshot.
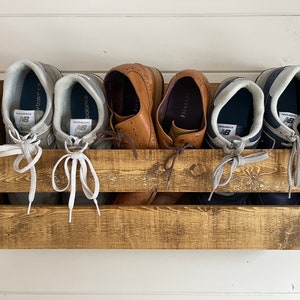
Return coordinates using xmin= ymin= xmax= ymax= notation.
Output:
xmin=103 ymin=63 xmax=210 ymax=205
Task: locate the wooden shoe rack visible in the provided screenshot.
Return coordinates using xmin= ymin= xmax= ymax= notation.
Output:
xmin=0 ymin=81 xmax=300 ymax=250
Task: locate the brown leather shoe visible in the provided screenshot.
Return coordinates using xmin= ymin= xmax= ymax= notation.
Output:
xmin=104 ymin=63 xmax=164 ymax=205
xmin=156 ymin=69 xmax=210 ymax=148
xmin=152 ymin=69 xmax=210 ymax=204
xmin=104 ymin=63 xmax=163 ymax=149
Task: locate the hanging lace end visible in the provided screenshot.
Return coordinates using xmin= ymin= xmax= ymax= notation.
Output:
xmin=287 ymin=130 xmax=300 ymax=198
xmin=163 ymin=142 xmax=193 ymax=190
xmin=27 ymin=201 xmax=32 ymax=215
xmin=93 ymin=199 xmax=101 ymax=216
xmin=147 ymin=190 xmax=158 ymax=204
xmin=208 ymin=189 xmax=215 ymax=202
xmin=27 ymin=187 xmax=35 ymax=215
xmin=0 ymin=130 xmax=42 ymax=214
xmin=166 ymin=174 xmax=172 ymax=190
xmin=288 ymin=185 xmax=292 ymax=199
xmin=69 ymin=209 xmax=73 ymax=223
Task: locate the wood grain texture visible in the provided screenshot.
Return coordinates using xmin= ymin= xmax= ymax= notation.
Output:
xmin=0 ymin=149 xmax=297 ymax=193
xmin=1 ymin=205 xmax=300 ymax=249
xmin=0 ymin=80 xmax=299 ymax=250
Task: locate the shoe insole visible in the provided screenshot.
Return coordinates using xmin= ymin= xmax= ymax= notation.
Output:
xmin=70 ymin=83 xmax=98 ymax=120
xmin=106 ymin=73 xmax=140 ymax=117
xmin=122 ymin=76 xmax=140 ymax=116
xmin=277 ymin=78 xmax=300 ymax=115
xmin=218 ymin=88 xmax=253 ymax=136
xmin=162 ymin=77 xmax=203 ymax=132
xmin=19 ymin=70 xmax=47 ymax=112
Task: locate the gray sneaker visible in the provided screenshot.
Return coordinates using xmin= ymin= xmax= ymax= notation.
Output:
xmin=204 ymin=77 xmax=268 ymax=202
xmin=0 ymin=60 xmax=62 ymax=212
xmin=52 ymin=73 xmax=111 ymax=222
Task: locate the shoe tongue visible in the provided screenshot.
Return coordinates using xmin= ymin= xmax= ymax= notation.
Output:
xmin=113 ymin=112 xmax=134 ymax=123
xmin=168 ymin=120 xmax=198 ymax=140
xmin=13 ymin=109 xmax=43 ymax=135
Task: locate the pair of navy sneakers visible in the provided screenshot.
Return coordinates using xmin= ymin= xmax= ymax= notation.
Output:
xmin=195 ymin=65 xmax=300 ymax=205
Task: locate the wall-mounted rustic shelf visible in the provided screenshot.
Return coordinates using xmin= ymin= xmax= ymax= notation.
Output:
xmin=0 ymin=81 xmax=299 ymax=250
xmin=0 ymin=148 xmax=299 ymax=250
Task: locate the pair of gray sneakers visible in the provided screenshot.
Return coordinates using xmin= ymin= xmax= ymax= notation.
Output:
xmin=1 ymin=60 xmax=110 ymax=221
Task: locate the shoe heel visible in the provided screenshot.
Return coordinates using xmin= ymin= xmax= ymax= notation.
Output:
xmin=255 ymin=68 xmax=276 ymax=87
xmin=149 ymin=67 xmax=164 ymax=119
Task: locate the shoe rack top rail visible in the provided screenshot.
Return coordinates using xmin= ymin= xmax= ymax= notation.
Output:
xmin=1 ymin=80 xmax=300 ymax=250
xmin=0 ymin=148 xmax=297 ymax=193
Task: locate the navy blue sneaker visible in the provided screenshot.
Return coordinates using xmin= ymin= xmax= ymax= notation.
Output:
xmin=196 ymin=77 xmax=267 ymax=204
xmin=253 ymin=65 xmax=300 ymax=205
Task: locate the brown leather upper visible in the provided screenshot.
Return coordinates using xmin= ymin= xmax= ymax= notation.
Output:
xmin=104 ymin=63 xmax=163 ymax=149
xmin=155 ymin=69 xmax=210 ymax=149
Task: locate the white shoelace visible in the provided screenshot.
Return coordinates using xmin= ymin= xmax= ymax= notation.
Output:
xmin=286 ymin=115 xmax=300 ymax=197
xmin=209 ymin=137 xmax=269 ymax=201
xmin=51 ymin=138 xmax=100 ymax=223
xmin=0 ymin=128 xmax=42 ymax=214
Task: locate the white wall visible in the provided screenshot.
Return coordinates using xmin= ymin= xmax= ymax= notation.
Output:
xmin=1 ymin=250 xmax=300 ymax=299
xmin=1 ymin=0 xmax=300 ymax=299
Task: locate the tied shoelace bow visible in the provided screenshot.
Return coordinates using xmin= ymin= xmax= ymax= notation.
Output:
xmin=286 ymin=115 xmax=300 ymax=198
xmin=209 ymin=137 xmax=269 ymax=201
xmin=163 ymin=141 xmax=193 ymax=189
xmin=0 ymin=129 xmax=42 ymax=214
xmin=97 ymin=130 xmax=137 ymax=158
xmin=51 ymin=138 xmax=100 ymax=223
